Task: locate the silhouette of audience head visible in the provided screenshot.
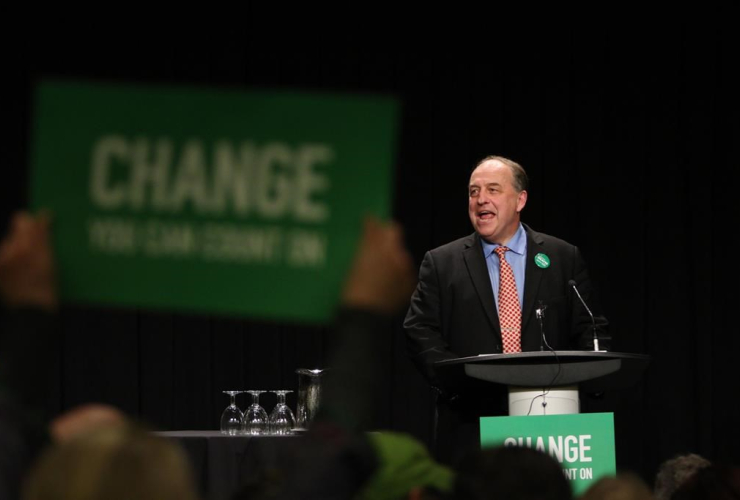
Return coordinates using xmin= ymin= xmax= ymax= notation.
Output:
xmin=654 ymin=453 xmax=711 ymax=500
xmin=23 ymin=422 xmax=199 ymax=500
xmin=671 ymin=463 xmax=740 ymax=500
xmin=453 ymin=445 xmax=572 ymax=500
xmin=580 ymin=473 xmax=653 ymax=500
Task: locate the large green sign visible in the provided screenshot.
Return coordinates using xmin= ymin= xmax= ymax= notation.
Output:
xmin=480 ymin=413 xmax=616 ymax=496
xmin=30 ymin=81 xmax=398 ymax=323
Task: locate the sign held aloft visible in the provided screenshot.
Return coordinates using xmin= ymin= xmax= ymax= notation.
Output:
xmin=31 ymin=81 xmax=398 ymax=323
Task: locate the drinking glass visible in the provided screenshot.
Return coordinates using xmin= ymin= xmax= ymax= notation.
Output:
xmin=268 ymin=390 xmax=295 ymax=435
xmin=220 ymin=390 xmax=243 ymax=435
xmin=242 ymin=390 xmax=269 ymax=435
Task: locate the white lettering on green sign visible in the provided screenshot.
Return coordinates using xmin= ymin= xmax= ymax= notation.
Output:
xmin=503 ymin=434 xmax=592 ymax=463
xmin=201 ymin=223 xmax=283 ymax=263
xmin=87 ymin=216 xmax=328 ymax=268
xmin=90 ymin=136 xmax=332 ymax=223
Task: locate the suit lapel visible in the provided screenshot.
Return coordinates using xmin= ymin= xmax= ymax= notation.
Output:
xmin=521 ymin=225 xmax=546 ymax=335
xmin=462 ymin=233 xmax=500 ymax=335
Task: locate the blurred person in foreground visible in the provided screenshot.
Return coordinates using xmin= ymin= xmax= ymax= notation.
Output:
xmin=653 ymin=453 xmax=710 ymax=500
xmin=0 ymin=211 xmax=126 ymax=500
xmin=22 ymin=422 xmax=199 ymax=500
xmin=580 ymin=473 xmax=653 ymax=500
xmin=453 ymin=445 xmax=572 ymax=500
xmin=1 ymin=210 xmax=453 ymax=500
xmin=233 ymin=217 xmax=454 ymax=500
xmin=670 ymin=463 xmax=740 ymax=500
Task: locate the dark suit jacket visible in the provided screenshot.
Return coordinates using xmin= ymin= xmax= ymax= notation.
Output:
xmin=404 ymin=224 xmax=608 ymax=393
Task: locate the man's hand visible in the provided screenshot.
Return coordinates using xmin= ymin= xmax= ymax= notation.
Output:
xmin=0 ymin=211 xmax=57 ymax=310
xmin=341 ymin=217 xmax=416 ymax=314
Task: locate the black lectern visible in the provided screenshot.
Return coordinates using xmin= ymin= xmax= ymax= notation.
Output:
xmin=434 ymin=351 xmax=650 ymax=415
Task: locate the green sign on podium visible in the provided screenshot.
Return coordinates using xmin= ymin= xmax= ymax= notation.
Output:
xmin=480 ymin=413 xmax=616 ymax=496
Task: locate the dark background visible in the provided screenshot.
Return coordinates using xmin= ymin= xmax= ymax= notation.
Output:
xmin=2 ymin=18 xmax=737 ymax=484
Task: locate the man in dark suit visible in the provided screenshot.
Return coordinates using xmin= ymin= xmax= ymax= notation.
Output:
xmin=404 ymin=156 xmax=608 ymax=464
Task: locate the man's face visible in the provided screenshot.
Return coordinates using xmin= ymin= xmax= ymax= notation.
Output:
xmin=468 ymin=160 xmax=528 ymax=245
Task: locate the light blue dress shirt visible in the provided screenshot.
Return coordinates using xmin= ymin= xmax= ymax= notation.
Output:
xmin=480 ymin=223 xmax=527 ymax=310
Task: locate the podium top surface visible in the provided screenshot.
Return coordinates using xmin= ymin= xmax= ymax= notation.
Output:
xmin=435 ymin=350 xmax=649 ymax=367
xmin=433 ymin=351 xmax=650 ymax=390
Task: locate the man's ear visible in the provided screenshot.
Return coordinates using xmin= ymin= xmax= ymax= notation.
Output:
xmin=516 ymin=190 xmax=528 ymax=213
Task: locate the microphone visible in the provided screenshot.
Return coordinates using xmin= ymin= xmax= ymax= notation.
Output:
xmin=535 ymin=301 xmax=549 ymax=351
xmin=568 ymin=280 xmax=602 ymax=352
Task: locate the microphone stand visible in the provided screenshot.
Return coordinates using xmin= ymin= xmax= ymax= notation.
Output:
xmin=569 ymin=280 xmax=604 ymax=352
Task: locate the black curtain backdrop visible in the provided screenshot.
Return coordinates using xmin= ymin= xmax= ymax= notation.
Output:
xmin=2 ymin=19 xmax=738 ymax=483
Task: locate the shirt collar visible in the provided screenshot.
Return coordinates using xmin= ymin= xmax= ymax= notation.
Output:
xmin=480 ymin=223 xmax=527 ymax=257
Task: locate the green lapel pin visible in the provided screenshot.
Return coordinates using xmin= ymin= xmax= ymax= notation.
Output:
xmin=534 ymin=253 xmax=550 ymax=269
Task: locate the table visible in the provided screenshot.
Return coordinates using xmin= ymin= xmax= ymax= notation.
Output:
xmin=157 ymin=431 xmax=300 ymax=500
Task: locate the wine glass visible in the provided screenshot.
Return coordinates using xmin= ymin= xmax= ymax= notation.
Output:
xmin=268 ymin=390 xmax=295 ymax=435
xmin=242 ymin=390 xmax=269 ymax=435
xmin=220 ymin=390 xmax=243 ymax=435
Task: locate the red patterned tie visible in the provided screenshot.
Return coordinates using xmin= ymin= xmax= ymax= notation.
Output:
xmin=494 ymin=246 xmax=522 ymax=353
